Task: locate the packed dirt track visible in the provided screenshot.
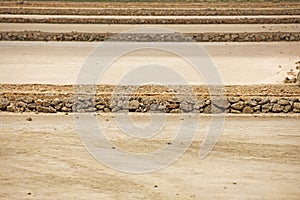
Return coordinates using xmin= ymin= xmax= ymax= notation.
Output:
xmin=0 ymin=113 xmax=299 ymax=199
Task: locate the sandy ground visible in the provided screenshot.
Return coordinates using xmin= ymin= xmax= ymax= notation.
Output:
xmin=0 ymin=41 xmax=299 ymax=85
xmin=1 ymin=23 xmax=299 ymax=33
xmin=0 ymin=113 xmax=299 ymax=199
xmin=2 ymin=14 xmax=300 ymax=20
xmin=1 ymin=1 xmax=299 ymax=9
xmin=2 ymin=5 xmax=300 ymax=9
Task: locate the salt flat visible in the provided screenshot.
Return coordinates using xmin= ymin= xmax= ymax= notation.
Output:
xmin=0 ymin=113 xmax=299 ymax=199
xmin=0 ymin=41 xmax=299 ymax=85
xmin=1 ymin=23 xmax=299 ymax=33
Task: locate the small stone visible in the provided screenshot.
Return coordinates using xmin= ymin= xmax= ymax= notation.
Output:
xmin=27 ymin=103 xmax=36 ymax=110
xmin=0 ymin=98 xmax=9 ymax=110
xmin=278 ymin=99 xmax=289 ymax=106
xmin=26 ymin=117 xmax=32 ymax=121
xmin=253 ymin=105 xmax=261 ymax=111
xmin=293 ymin=108 xmax=300 ymax=113
xmin=253 ymin=97 xmax=262 ymax=102
xmin=157 ymin=104 xmax=166 ymax=110
xmin=262 ymin=103 xmax=272 ymax=113
xmin=52 ymin=98 xmax=61 ymax=105
xmin=168 ymin=103 xmax=179 ymax=109
xmin=242 ymin=106 xmax=254 ymax=114
xmin=168 ymin=98 xmax=179 ymax=104
xmin=49 ymin=106 xmax=57 ymax=113
xmin=61 ymin=106 xmax=70 ymax=112
xmin=259 ymin=98 xmax=270 ymax=105
xmin=205 ymin=99 xmax=211 ymax=105
xmin=231 ymin=101 xmax=244 ymax=110
xmin=180 ymin=102 xmax=193 ymax=112
xmin=270 ymin=98 xmax=277 ymax=104
xmin=109 ymin=100 xmax=117 ymax=109
xmin=16 ymin=101 xmax=27 ymax=108
xmin=228 ymin=97 xmax=240 ymax=103
xmin=22 ymin=96 xmax=33 ymax=103
xmin=104 ymin=108 xmax=110 ymax=113
xmin=112 ymin=107 xmax=120 ymax=112
xmin=283 ymin=105 xmax=292 ymax=113
xmin=203 ymin=105 xmax=211 ymax=114
xmin=150 ymin=103 xmax=158 ymax=111
xmin=231 ymin=109 xmax=241 ymax=114
xmin=197 ymin=100 xmax=206 ymax=108
xmin=271 ymin=104 xmax=282 ymax=113
xmin=54 ymin=103 xmax=62 ymax=111
xmin=37 ymin=106 xmax=49 ymax=113
xmin=96 ymin=105 xmax=105 ymax=110
xmin=117 ymin=100 xmax=123 ymax=108
xmin=293 ymin=102 xmax=300 ymax=109
xmin=212 ymin=98 xmax=227 ymax=110
xmin=6 ymin=105 xmax=16 ymax=112
xmin=35 ymin=99 xmax=43 ymax=106
xmin=63 ymin=99 xmax=73 ymax=108
xmin=245 ymin=99 xmax=258 ymax=107
xmin=129 ymin=100 xmax=140 ymax=110
xmin=170 ymin=108 xmax=182 ymax=113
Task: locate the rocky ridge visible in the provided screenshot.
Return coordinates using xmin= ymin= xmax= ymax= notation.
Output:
xmin=1 ymin=31 xmax=299 ymax=42
xmin=1 ymin=84 xmax=299 ymax=114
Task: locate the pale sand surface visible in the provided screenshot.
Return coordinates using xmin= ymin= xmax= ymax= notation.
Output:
xmin=1 ymin=23 xmax=299 ymax=33
xmin=1 ymin=14 xmax=300 ymax=19
xmin=0 ymin=113 xmax=299 ymax=199
xmin=0 ymin=41 xmax=299 ymax=85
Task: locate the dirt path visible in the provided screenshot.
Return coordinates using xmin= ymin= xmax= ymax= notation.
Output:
xmin=0 ymin=113 xmax=299 ymax=199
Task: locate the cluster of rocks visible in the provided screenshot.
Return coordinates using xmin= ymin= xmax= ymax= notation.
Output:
xmin=1 ymin=17 xmax=299 ymax=24
xmin=0 ymin=31 xmax=111 ymax=42
xmin=1 ymin=8 xmax=299 ymax=16
xmin=284 ymin=61 xmax=300 ymax=84
xmin=1 ymin=31 xmax=299 ymax=42
xmin=1 ymin=96 xmax=300 ymax=114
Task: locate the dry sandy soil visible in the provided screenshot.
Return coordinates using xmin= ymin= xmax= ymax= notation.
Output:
xmin=1 ymin=23 xmax=299 ymax=33
xmin=1 ymin=1 xmax=299 ymax=199
xmin=0 ymin=41 xmax=299 ymax=85
xmin=1 ymin=1 xmax=299 ymax=9
xmin=0 ymin=113 xmax=299 ymax=199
